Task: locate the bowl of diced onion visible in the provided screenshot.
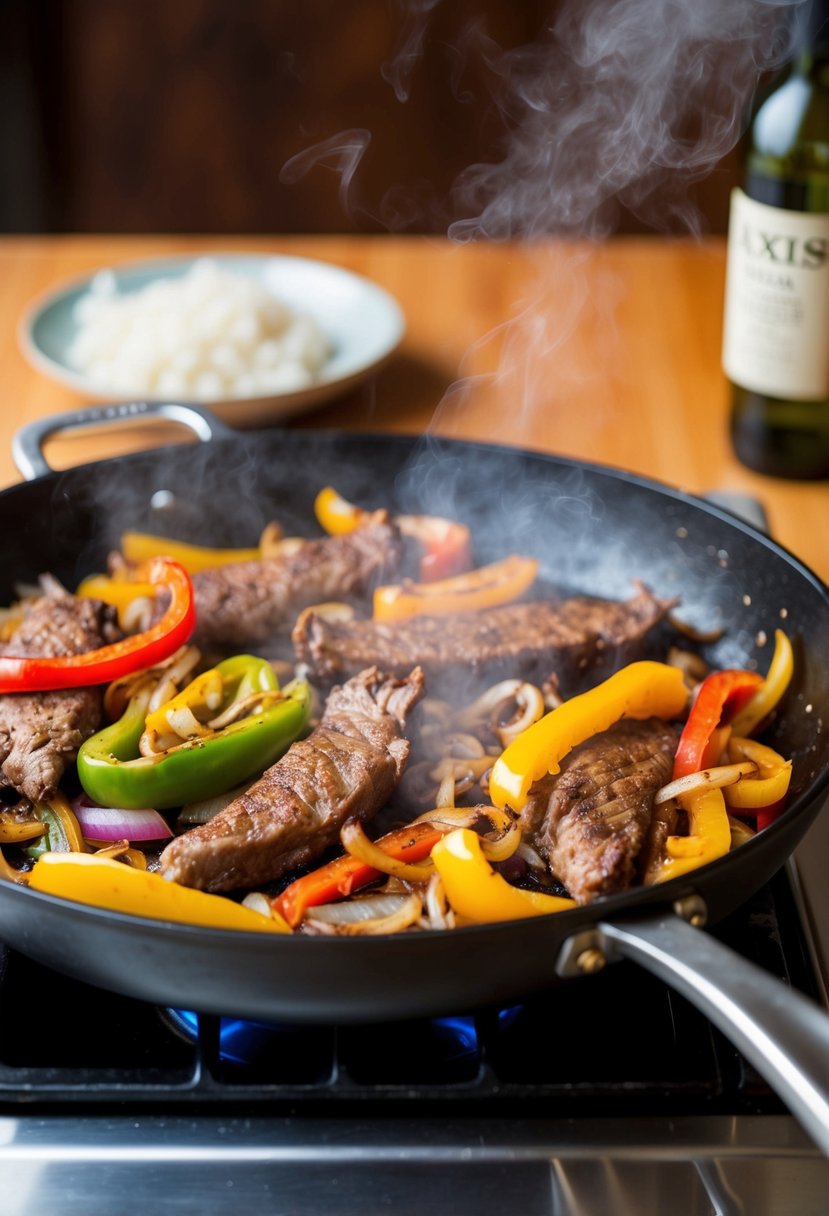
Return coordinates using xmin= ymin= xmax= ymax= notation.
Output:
xmin=19 ymin=254 xmax=406 ymax=426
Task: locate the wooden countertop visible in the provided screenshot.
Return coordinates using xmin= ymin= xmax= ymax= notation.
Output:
xmin=1 ymin=233 xmax=827 ymax=582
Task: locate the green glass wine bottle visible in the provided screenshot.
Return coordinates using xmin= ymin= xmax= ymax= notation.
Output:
xmin=723 ymin=0 xmax=829 ymax=478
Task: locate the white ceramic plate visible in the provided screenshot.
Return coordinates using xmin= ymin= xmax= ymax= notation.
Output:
xmin=19 ymin=253 xmax=406 ymax=427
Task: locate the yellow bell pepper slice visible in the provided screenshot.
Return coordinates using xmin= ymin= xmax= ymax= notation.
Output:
xmin=121 ymin=531 xmax=261 ymax=574
xmin=652 ymin=787 xmax=731 ymax=884
xmin=490 ymin=661 xmax=689 ymax=812
xmin=724 ymin=736 xmax=792 ymax=809
xmin=314 ymin=486 xmax=369 ymax=535
xmin=432 ymin=828 xmax=576 ymax=923
xmin=729 ymin=629 xmax=794 ymax=738
xmin=77 ymin=573 xmax=158 ymax=611
xmin=28 ymin=851 xmax=290 ymax=933
xmin=373 ymin=555 xmax=538 ymax=622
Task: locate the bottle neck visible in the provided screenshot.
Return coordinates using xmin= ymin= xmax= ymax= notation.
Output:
xmin=796 ymin=0 xmax=829 ymax=62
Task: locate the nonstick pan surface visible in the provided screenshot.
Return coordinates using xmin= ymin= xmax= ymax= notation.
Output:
xmin=3 ymin=407 xmax=829 ymax=1148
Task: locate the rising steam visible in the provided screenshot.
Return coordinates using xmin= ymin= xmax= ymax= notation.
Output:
xmin=280 ymin=128 xmax=372 ymax=219
xmin=443 ymin=0 xmax=797 ymax=241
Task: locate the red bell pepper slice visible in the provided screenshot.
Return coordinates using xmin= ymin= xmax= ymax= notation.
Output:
xmin=672 ymin=669 xmax=763 ymax=780
xmin=275 ymin=820 xmax=445 ymax=927
xmin=396 ymin=516 xmax=472 ymax=582
xmin=0 ymin=558 xmax=196 ymax=693
xmin=755 ymin=799 xmax=785 ymax=832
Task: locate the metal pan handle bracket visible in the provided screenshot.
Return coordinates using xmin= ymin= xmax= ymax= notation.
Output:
xmin=12 ymin=401 xmax=236 ymax=481
xmin=558 ymin=907 xmax=829 ymax=1156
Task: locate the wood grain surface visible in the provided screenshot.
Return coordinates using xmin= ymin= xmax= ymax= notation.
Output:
xmin=1 ymin=233 xmax=827 ymax=582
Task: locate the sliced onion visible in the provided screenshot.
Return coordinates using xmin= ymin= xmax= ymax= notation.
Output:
xmin=241 ymin=892 xmax=277 ymax=919
xmin=496 ymin=685 xmax=546 ymax=745
xmin=455 ymin=680 xmax=545 ymax=744
xmin=728 ymin=815 xmax=756 ymax=848
xmin=72 ymin=796 xmax=173 ymax=841
xmin=178 ymin=782 xmax=254 ymax=826
xmin=416 ymin=804 xmax=513 ymax=834
xmin=258 ymin=520 xmax=285 ymax=552
xmin=455 ymin=680 xmax=525 ymax=726
xmin=207 ymin=688 xmax=283 ymax=730
xmin=306 ymin=893 xmax=422 ymax=935
xmin=340 ymin=818 xmax=435 ymax=882
xmin=91 ymin=840 xmax=148 ymax=868
xmin=654 ymin=761 xmax=758 ymax=806
xmin=479 ymin=818 xmax=521 ymax=863
xmin=435 ymin=772 xmax=458 ymax=809
xmin=667 ymin=646 xmax=709 ymax=684
xmin=515 ymin=841 xmax=546 ymax=870
xmin=120 ymin=595 xmax=154 ymax=634
xmin=304 ymin=601 xmax=355 ymax=623
xmin=424 ymin=874 xmax=449 ymax=930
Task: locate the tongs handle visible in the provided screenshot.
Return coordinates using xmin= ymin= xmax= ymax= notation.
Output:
xmin=598 ymin=913 xmax=829 ymax=1155
xmin=12 ymin=401 xmax=235 ymax=481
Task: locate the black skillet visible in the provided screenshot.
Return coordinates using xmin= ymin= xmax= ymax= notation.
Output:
xmin=3 ymin=402 xmax=829 ymax=1150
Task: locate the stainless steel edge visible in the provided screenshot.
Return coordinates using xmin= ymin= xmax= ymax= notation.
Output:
xmin=0 ymin=1115 xmax=825 ymax=1216
xmin=11 ymin=401 xmax=234 ymax=480
xmin=586 ymin=913 xmax=829 ymax=1157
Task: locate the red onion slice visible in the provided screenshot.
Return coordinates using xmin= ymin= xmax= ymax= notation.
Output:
xmin=71 ymin=795 xmax=173 ymax=842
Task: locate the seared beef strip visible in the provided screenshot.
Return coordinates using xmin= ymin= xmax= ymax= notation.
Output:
xmin=0 ymin=579 xmax=119 ymax=803
xmin=518 ymin=718 xmax=677 ymax=904
xmin=160 ymin=665 xmax=425 ymax=892
xmin=293 ymin=584 xmax=673 ymax=699
xmin=192 ymin=512 xmax=401 ymax=650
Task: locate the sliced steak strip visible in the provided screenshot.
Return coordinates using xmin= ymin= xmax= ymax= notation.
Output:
xmin=519 ymin=718 xmax=678 ymax=904
xmin=192 ymin=512 xmax=401 ymax=650
xmin=0 ymin=579 xmax=119 ymax=803
xmin=160 ymin=665 xmax=425 ymax=892
xmin=293 ymin=583 xmax=674 ymax=700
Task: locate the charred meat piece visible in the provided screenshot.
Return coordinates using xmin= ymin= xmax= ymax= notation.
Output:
xmin=192 ymin=512 xmax=401 ymax=650
xmin=0 ymin=579 xmax=119 ymax=803
xmin=293 ymin=584 xmax=674 ymax=699
xmin=519 ymin=718 xmax=677 ymax=904
xmin=160 ymin=665 xmax=425 ymax=892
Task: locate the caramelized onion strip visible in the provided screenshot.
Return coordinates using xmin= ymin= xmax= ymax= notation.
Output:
xmin=655 ymin=761 xmax=758 ymax=806
xmin=340 ymin=819 xmax=435 ymax=882
xmin=306 ymin=893 xmax=422 ymax=935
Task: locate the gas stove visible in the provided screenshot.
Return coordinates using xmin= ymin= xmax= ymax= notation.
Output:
xmin=1 ymin=816 xmax=828 ymax=1216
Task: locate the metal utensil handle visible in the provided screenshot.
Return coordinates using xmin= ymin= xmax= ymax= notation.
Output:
xmin=598 ymin=913 xmax=829 ymax=1155
xmin=12 ymin=401 xmax=236 ymax=481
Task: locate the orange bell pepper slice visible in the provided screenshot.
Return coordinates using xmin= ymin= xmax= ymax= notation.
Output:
xmin=314 ymin=487 xmax=369 ymax=536
xmin=373 ymin=554 xmax=538 ymax=622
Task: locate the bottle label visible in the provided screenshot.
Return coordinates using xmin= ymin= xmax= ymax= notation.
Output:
xmin=722 ymin=187 xmax=829 ymax=400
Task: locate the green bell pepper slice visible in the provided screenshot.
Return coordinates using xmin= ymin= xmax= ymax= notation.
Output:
xmin=77 ymin=655 xmax=311 ymax=810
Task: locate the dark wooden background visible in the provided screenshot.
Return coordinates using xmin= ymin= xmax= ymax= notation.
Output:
xmin=0 ymin=0 xmax=762 ymax=236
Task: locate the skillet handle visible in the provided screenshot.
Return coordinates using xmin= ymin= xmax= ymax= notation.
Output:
xmin=12 ymin=401 xmax=235 ymax=481
xmin=584 ymin=913 xmax=829 ymax=1155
